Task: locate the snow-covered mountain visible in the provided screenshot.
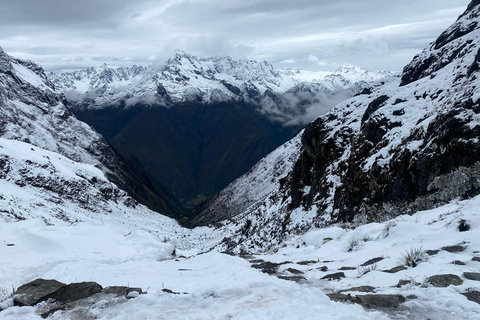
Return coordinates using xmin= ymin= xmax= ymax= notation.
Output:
xmin=197 ymin=0 xmax=480 ymax=252
xmin=0 ymin=46 xmax=186 ymax=218
xmin=48 ymin=52 xmax=397 ymax=122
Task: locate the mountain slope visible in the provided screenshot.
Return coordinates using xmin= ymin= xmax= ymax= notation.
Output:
xmin=197 ymin=0 xmax=480 ymax=252
xmin=50 ymin=53 xmax=395 ymax=205
xmin=0 ymin=47 xmax=187 ymax=218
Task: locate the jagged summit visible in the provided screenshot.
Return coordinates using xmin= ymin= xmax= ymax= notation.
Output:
xmin=48 ymin=51 xmax=395 ymax=114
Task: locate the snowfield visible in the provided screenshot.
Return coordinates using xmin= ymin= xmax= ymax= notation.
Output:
xmin=1 ymin=157 xmax=480 ymax=319
xmin=1 ymin=134 xmax=477 ymax=320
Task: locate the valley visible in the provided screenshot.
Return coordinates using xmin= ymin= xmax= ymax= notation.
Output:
xmin=1 ymin=0 xmax=480 ymax=319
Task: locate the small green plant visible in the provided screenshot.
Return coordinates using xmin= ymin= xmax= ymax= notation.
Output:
xmin=323 ymin=237 xmax=333 ymax=244
xmin=402 ymin=247 xmax=428 ymax=267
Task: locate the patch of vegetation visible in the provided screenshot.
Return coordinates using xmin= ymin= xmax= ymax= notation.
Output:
xmin=402 ymin=247 xmax=428 ymax=268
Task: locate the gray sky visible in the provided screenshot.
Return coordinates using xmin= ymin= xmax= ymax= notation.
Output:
xmin=0 ymin=0 xmax=471 ymax=72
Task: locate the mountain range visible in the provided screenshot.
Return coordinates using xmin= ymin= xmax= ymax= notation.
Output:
xmin=48 ymin=54 xmax=396 ymax=206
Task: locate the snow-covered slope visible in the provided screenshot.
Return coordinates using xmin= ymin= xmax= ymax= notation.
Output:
xmin=0 ymin=47 xmax=109 ymax=167
xmin=0 ymin=46 xmax=187 ymax=217
xmin=197 ymin=0 xmax=480 ymax=252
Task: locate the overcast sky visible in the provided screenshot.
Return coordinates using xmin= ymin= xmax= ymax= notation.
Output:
xmin=0 ymin=0 xmax=471 ymax=72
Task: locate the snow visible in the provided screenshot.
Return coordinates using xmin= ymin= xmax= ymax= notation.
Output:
xmin=2 ymin=189 xmax=480 ymax=318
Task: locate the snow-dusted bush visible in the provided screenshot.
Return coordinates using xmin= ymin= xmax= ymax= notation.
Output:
xmin=402 ymin=247 xmax=428 ymax=267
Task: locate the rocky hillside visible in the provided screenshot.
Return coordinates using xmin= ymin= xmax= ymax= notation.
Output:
xmin=198 ymin=0 xmax=480 ymax=252
xmin=0 ymin=47 xmax=187 ymax=218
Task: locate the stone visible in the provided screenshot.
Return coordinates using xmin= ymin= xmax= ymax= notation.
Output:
xmin=14 ymin=279 xmax=66 ymax=306
xmin=340 ymin=286 xmax=376 ymax=293
xmin=356 ymin=294 xmax=406 ymax=308
xmin=251 ymin=261 xmax=290 ymax=275
xmin=326 ymin=293 xmax=359 ymax=304
xmin=297 ymin=260 xmax=317 ymax=265
xmin=452 ymin=260 xmax=466 ymax=265
xmin=361 ymin=257 xmax=384 ymax=267
xmin=382 ymin=265 xmax=407 ymax=273
xmin=427 ymin=274 xmax=463 ymax=287
xmin=441 ymin=245 xmax=466 ymax=253
xmin=318 ymin=266 xmax=328 ymax=272
xmin=104 ymin=286 xmax=142 ymax=298
xmin=277 ymin=275 xmax=306 ymax=282
xmin=462 ymin=291 xmax=480 ymax=304
xmin=425 ymin=250 xmax=440 ymax=256
xmin=464 ymin=272 xmax=480 ymax=281
xmin=472 ymin=256 xmax=480 ymax=262
xmin=321 ymin=272 xmax=345 ymax=281
xmin=50 ymin=282 xmax=103 ymax=302
xmin=339 ymin=266 xmax=356 ymax=271
xmin=286 ymin=268 xmax=304 ymax=275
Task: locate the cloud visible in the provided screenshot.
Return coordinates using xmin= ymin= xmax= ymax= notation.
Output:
xmin=307 ymin=55 xmax=319 ymax=62
xmin=280 ymin=59 xmax=297 ymax=64
xmin=0 ymin=0 xmax=470 ymax=71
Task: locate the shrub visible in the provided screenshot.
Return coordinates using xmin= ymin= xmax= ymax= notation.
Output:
xmin=402 ymin=247 xmax=428 ymax=267
xmin=458 ymin=219 xmax=471 ymax=232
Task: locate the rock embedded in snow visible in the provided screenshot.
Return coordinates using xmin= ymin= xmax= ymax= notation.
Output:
xmin=464 ymin=272 xmax=480 ymax=281
xmin=50 ymin=281 xmax=103 ymax=302
xmin=462 ymin=291 xmax=480 ymax=304
xmin=427 ymin=274 xmax=464 ymax=287
xmin=356 ymin=294 xmax=406 ymax=309
xmin=321 ymin=272 xmax=345 ymax=280
xmin=13 ymin=279 xmax=66 ymax=307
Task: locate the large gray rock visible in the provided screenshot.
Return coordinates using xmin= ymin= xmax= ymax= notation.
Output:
xmin=50 ymin=282 xmax=103 ymax=302
xmin=462 ymin=291 xmax=480 ymax=304
xmin=464 ymin=272 xmax=480 ymax=281
xmin=14 ymin=279 xmax=66 ymax=306
xmin=427 ymin=274 xmax=463 ymax=287
xmin=356 ymin=294 xmax=406 ymax=308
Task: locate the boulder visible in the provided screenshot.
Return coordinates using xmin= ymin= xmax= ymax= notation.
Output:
xmin=361 ymin=257 xmax=384 ymax=267
xmin=297 ymin=260 xmax=317 ymax=265
xmin=462 ymin=291 xmax=480 ymax=304
xmin=321 ymin=272 xmax=345 ymax=281
xmin=441 ymin=245 xmax=466 ymax=253
xmin=14 ymin=279 xmax=65 ymax=307
xmin=286 ymin=268 xmax=304 ymax=275
xmin=425 ymin=250 xmax=440 ymax=256
xmin=318 ymin=266 xmax=329 ymax=272
xmin=277 ymin=275 xmax=306 ymax=282
xmin=452 ymin=260 xmax=465 ymax=265
xmin=472 ymin=256 xmax=480 ymax=262
xmin=382 ymin=265 xmax=407 ymax=273
xmin=339 ymin=286 xmax=376 ymax=293
xmin=427 ymin=274 xmax=463 ymax=287
xmin=339 ymin=266 xmax=356 ymax=271
xmin=356 ymin=294 xmax=406 ymax=308
xmin=50 ymin=282 xmax=103 ymax=302
xmin=464 ymin=272 xmax=480 ymax=281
